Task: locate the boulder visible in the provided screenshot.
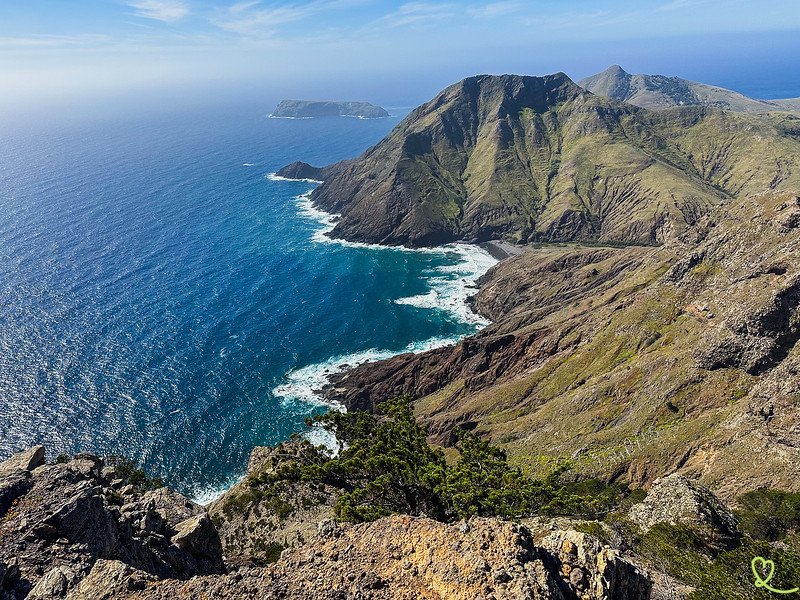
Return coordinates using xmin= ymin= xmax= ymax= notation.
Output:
xmin=69 ymin=453 xmax=103 ymax=479
xmin=172 ymin=515 xmax=223 ymax=568
xmin=0 ymin=469 xmax=33 ymax=518
xmin=0 ymin=446 xmax=45 ymax=475
xmin=629 ymin=474 xmax=739 ymax=542
xmin=539 ymin=529 xmax=651 ymax=600
xmin=0 ymin=447 xmax=45 ymax=516
xmin=63 ymin=560 xmax=156 ymax=600
xmin=26 ymin=565 xmax=80 ymax=599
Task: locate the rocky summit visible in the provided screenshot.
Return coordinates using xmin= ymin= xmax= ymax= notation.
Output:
xmin=0 ymin=446 xmax=662 ymax=600
xmin=578 ymin=65 xmax=800 ymax=113
xmin=279 ymin=72 xmax=800 ymax=247
xmin=5 ymin=442 xmax=797 ymax=600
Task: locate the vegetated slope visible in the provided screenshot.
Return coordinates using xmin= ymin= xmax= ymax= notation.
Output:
xmin=579 ymin=65 xmax=800 ymax=113
xmin=324 ymin=190 xmax=800 ymax=500
xmin=285 ymin=73 xmax=800 ymax=247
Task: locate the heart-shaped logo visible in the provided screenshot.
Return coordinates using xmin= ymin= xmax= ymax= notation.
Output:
xmin=753 ymin=557 xmax=776 ymax=586
xmin=752 ymin=556 xmax=799 ymax=595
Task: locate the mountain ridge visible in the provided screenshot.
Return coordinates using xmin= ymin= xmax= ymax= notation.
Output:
xmin=578 ymin=65 xmax=800 ymax=112
xmin=280 ymin=72 xmax=800 ymax=248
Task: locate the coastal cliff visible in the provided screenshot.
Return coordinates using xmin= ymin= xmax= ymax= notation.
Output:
xmin=279 ymin=73 xmax=800 ymax=247
xmin=4 ymin=72 xmax=800 ymax=600
xmin=322 ymin=190 xmax=800 ymax=500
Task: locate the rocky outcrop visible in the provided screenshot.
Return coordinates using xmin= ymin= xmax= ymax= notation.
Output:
xmin=208 ymin=442 xmax=344 ymax=562
xmin=539 ymin=529 xmax=651 ymax=600
xmin=0 ymin=446 xmax=44 ymax=518
xmin=274 ymin=161 xmax=342 ymax=181
xmin=0 ymin=448 xmax=223 ymax=599
xmin=629 ymin=474 xmax=739 ymax=544
xmin=579 ymin=65 xmax=800 ymax=113
xmin=53 ymin=516 xmax=651 ymax=600
xmin=280 ymin=73 xmax=800 ymax=248
xmin=271 ymin=100 xmax=389 ymax=119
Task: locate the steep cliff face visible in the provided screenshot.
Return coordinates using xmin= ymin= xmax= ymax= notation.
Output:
xmin=323 ymin=191 xmax=800 ymax=500
xmin=281 ymin=73 xmax=800 ymax=248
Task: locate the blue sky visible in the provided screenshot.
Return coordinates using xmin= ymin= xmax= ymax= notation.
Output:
xmin=2 ymin=1 xmax=800 ymax=113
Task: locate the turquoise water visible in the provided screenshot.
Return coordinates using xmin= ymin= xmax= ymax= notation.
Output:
xmin=0 ymin=102 xmax=496 ymax=501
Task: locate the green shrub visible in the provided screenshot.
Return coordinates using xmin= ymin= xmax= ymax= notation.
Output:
xmin=103 ymin=455 xmax=163 ymax=492
xmin=574 ymin=521 xmax=607 ymax=539
xmin=261 ymin=543 xmax=285 ymax=564
xmin=735 ymin=489 xmax=800 ymax=542
xmin=688 ymin=540 xmax=800 ymax=600
xmin=634 ymin=522 xmax=710 ymax=583
xmin=104 ymin=491 xmax=123 ymax=506
xmin=250 ymin=395 xmax=642 ymax=525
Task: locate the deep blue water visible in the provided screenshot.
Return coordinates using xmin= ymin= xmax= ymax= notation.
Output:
xmin=0 ymin=103 xmax=496 ymax=501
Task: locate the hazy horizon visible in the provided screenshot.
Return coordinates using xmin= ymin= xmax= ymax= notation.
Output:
xmin=2 ymin=1 xmax=799 ymax=122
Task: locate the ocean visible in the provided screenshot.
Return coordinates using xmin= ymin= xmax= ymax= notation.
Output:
xmin=0 ymin=101 xmax=496 ymax=502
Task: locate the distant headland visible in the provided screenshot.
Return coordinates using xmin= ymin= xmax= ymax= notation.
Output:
xmin=270 ymin=99 xmax=389 ymax=119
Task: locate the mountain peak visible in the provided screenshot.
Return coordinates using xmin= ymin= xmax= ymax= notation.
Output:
xmin=604 ymin=64 xmax=629 ymax=76
xmin=278 ymin=72 xmax=799 ymax=248
xmin=578 ymin=66 xmax=800 ymax=112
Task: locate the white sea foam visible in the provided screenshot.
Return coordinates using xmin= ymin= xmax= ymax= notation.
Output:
xmin=191 ymin=475 xmax=242 ymax=506
xmin=291 ymin=190 xmax=497 ymax=325
xmin=396 ymin=243 xmax=498 ymax=327
xmin=267 ymin=173 xmax=323 ymax=184
xmin=303 ymin=427 xmax=340 ymax=456
xmin=271 ymin=178 xmax=499 ymax=446
xmin=272 ymin=336 xmax=459 ymax=412
xmin=242 ymin=163 xmax=254 ymax=167
xmin=293 ymin=193 xmax=441 ymax=253
xmin=273 ymin=348 xmax=393 ymax=410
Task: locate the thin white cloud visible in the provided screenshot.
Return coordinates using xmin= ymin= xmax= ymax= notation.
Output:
xmin=370 ymin=2 xmax=456 ymax=29
xmin=656 ymin=0 xmax=707 ymax=10
xmin=469 ymin=1 xmax=523 ymax=19
xmin=128 ymin=0 xmax=189 ymax=23
xmin=214 ymin=3 xmax=312 ymax=36
xmin=0 ymin=34 xmax=113 ymax=49
xmin=213 ymin=0 xmax=371 ymax=38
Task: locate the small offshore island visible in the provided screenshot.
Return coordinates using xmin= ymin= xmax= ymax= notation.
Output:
xmin=2 ymin=69 xmax=800 ymax=599
xmin=270 ymin=99 xmax=389 ymax=119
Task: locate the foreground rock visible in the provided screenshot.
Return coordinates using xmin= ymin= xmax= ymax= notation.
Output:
xmin=57 ymin=516 xmax=651 ymax=600
xmin=208 ymin=442 xmax=345 ymax=562
xmin=0 ymin=448 xmax=222 ymax=599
